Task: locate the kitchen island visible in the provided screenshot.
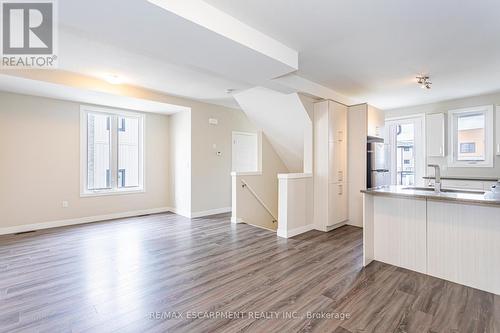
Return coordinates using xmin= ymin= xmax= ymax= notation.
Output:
xmin=363 ymin=185 xmax=500 ymax=295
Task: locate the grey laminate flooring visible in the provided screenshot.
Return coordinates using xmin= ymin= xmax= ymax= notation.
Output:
xmin=0 ymin=213 xmax=498 ymax=332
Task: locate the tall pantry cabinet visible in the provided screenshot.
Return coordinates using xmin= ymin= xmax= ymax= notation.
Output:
xmin=313 ymin=100 xmax=348 ymax=231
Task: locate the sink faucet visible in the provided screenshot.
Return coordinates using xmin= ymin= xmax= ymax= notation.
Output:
xmin=428 ymin=164 xmax=441 ymax=193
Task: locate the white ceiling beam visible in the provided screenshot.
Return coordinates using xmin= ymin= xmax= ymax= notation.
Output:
xmin=147 ymin=0 xmax=298 ymax=70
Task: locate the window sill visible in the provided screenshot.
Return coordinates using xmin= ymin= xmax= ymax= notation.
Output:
xmin=80 ymin=188 xmax=145 ymax=198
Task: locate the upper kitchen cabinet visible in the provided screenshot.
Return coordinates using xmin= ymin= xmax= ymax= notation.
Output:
xmin=426 ymin=113 xmax=445 ymax=157
xmin=367 ymin=105 xmax=385 ymax=137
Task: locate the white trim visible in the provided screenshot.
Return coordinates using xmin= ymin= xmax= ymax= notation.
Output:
xmin=169 ymin=207 xmax=192 ymax=218
xmin=231 ymin=217 xmax=244 ymax=223
xmin=230 ymin=171 xmax=262 ymax=176
xmin=447 ymin=105 xmax=494 ymax=168
xmin=191 ymin=207 xmax=232 ymax=218
xmin=277 ymin=224 xmax=314 ymax=238
xmin=80 ymin=105 xmax=145 ymax=197
xmin=314 ymin=222 xmax=346 ymax=232
xmin=0 ymin=207 xmax=171 ymax=236
xmin=277 ymin=173 xmax=312 ymax=179
xmin=385 ymin=113 xmax=427 ymax=122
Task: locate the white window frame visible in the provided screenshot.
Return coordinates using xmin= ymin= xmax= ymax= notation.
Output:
xmin=80 ymin=105 xmax=145 ymax=197
xmin=448 ymin=105 xmax=493 ymax=168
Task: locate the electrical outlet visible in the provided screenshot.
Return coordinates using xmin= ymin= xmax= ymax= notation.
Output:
xmin=62 ymin=201 xmax=69 ymax=208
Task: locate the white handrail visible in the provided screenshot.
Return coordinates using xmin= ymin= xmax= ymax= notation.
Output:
xmin=240 ymin=179 xmax=277 ymax=223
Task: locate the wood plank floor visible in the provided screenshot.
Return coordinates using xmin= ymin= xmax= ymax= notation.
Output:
xmin=0 ymin=212 xmax=498 ymax=333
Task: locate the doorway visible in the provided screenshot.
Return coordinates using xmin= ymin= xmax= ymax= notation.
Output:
xmin=385 ymin=115 xmax=426 ymax=187
xmin=232 ymin=131 xmax=259 ymax=172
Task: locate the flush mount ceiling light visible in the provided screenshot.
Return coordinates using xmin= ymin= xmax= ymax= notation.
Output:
xmin=103 ymin=73 xmax=124 ymax=85
xmin=416 ymin=75 xmax=432 ymax=89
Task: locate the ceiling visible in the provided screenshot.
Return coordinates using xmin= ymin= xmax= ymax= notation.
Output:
xmin=205 ymin=0 xmax=500 ymax=109
xmin=51 ymin=0 xmax=299 ymax=109
xmin=3 ymin=0 xmax=500 ymax=110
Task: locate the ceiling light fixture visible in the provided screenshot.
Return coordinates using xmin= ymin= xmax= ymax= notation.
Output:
xmin=103 ymin=73 xmax=124 ymax=85
xmin=416 ymin=75 xmax=432 ymax=89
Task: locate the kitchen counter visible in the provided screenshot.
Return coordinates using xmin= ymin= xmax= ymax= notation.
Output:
xmin=363 ymin=185 xmax=500 ymax=295
xmin=362 ymin=185 xmax=500 ymax=206
xmin=423 ymin=175 xmax=499 ymax=181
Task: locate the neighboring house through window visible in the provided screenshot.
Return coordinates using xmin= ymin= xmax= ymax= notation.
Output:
xmin=81 ymin=106 xmax=144 ymax=196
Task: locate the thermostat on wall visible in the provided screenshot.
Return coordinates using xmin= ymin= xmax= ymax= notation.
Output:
xmin=208 ymin=118 xmax=218 ymax=125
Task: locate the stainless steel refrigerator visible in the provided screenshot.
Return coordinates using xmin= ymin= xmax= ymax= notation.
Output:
xmin=367 ymin=136 xmax=390 ymax=188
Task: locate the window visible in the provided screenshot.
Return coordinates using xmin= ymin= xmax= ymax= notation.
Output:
xmin=448 ymin=105 xmax=493 ymax=167
xmin=81 ymin=106 xmax=144 ymax=196
xmin=404 ymin=159 xmax=410 ymax=164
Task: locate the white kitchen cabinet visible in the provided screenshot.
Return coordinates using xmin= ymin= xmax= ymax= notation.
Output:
xmin=427 ymin=200 xmax=500 ymax=295
xmin=426 ymin=113 xmax=445 ymax=157
xmin=496 ymin=106 xmax=500 ymax=155
xmin=373 ymin=196 xmax=427 ymax=274
xmin=314 ymin=100 xmax=348 ymax=230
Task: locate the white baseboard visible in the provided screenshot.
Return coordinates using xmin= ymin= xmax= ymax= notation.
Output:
xmin=314 ymin=222 xmax=346 ymax=233
xmin=169 ymin=207 xmax=192 ymax=218
xmin=231 ymin=215 xmax=244 ymax=223
xmin=0 ymin=207 xmax=171 ymax=236
xmin=191 ymin=207 xmax=232 ymax=219
xmin=277 ymin=224 xmax=314 ymax=238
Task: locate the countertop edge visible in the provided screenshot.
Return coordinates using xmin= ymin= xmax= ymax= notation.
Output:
xmin=361 ymin=189 xmax=500 ymax=207
xmin=423 ymin=176 xmax=499 ymax=181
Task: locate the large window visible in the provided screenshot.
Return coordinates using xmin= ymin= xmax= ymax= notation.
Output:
xmin=448 ymin=106 xmax=493 ymax=168
xmin=81 ymin=106 xmax=144 ymax=196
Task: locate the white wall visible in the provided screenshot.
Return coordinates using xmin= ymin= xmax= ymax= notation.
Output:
xmin=0 ymin=91 xmax=170 ymax=229
xmin=169 ymin=110 xmax=191 ymax=216
xmin=298 ymin=94 xmax=316 ymax=174
xmin=385 ymin=91 xmax=500 ymax=178
xmin=234 ymin=87 xmax=311 ymax=173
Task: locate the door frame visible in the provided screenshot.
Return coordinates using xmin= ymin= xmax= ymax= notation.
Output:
xmin=385 ymin=114 xmax=426 ymax=186
xmin=231 ymin=131 xmax=262 ymax=173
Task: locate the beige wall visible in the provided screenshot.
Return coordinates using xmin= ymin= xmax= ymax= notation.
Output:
xmin=232 ymin=134 xmax=289 ymax=230
xmin=190 ymin=105 xmax=257 ymax=214
xmin=386 ymin=91 xmax=500 ymax=178
xmin=0 ymin=91 xmax=170 ymax=228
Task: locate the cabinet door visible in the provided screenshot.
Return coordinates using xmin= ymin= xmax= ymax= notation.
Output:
xmin=427 ymin=201 xmax=500 ymax=295
xmin=426 ymin=113 xmax=445 ymax=157
xmin=328 ymin=102 xmax=347 ymax=143
xmin=328 ymin=182 xmax=347 ymax=225
xmin=373 ymin=196 xmax=427 ymax=273
xmin=328 ymin=140 xmax=346 ymax=183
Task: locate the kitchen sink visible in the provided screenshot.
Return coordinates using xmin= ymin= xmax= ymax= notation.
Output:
xmin=402 ymin=187 xmax=485 ymax=194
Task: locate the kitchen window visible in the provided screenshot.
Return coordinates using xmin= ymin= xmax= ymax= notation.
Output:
xmin=448 ymin=105 xmax=493 ymax=167
xmin=80 ymin=106 xmax=144 ymax=196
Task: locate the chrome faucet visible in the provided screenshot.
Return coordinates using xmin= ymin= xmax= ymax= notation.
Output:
xmin=428 ymin=164 xmax=441 ymax=193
